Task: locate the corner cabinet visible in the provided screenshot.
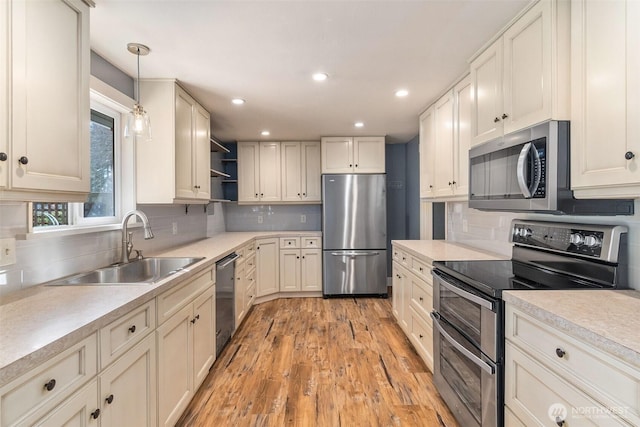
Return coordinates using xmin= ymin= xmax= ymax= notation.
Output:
xmin=470 ymin=0 xmax=570 ymax=147
xmin=137 ymin=80 xmax=211 ymax=204
xmin=1 ymin=0 xmax=91 ymax=202
xmin=321 ymin=136 xmax=385 ymax=173
xmin=570 ymin=0 xmax=640 ymax=198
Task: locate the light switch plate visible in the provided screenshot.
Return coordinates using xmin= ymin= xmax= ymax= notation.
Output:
xmin=300 ymin=215 xmax=306 ymax=223
xmin=0 ymin=238 xmax=17 ymax=267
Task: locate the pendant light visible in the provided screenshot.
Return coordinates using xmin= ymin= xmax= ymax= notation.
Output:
xmin=125 ymin=43 xmax=152 ymax=141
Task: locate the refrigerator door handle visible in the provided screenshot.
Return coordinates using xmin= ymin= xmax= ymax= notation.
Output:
xmin=330 ymin=251 xmax=380 ymax=257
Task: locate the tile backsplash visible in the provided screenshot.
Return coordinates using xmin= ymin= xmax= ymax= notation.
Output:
xmin=224 ymin=203 xmax=321 ymax=231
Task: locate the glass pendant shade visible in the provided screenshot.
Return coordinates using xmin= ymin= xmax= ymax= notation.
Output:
xmin=125 ymin=103 xmax=152 ymax=141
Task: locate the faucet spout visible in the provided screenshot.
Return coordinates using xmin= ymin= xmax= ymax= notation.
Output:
xmin=121 ymin=209 xmax=154 ymax=263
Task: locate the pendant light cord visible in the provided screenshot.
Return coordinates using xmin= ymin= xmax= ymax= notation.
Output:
xmin=136 ymin=48 xmax=140 ymax=104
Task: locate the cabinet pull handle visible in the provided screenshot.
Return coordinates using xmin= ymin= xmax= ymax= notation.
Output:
xmin=501 ymin=113 xmax=508 ymax=119
xmin=128 ymin=325 xmax=136 ymax=333
xmin=494 ymin=117 xmax=500 ymax=123
xmin=44 ymin=379 xmax=56 ymax=391
xmin=625 ymin=151 xmax=635 ymax=160
xmin=18 ymin=156 xmax=28 ymax=165
xmin=105 ymin=394 xmax=114 ymax=404
xmin=555 ymin=347 xmax=566 ymax=358
xmin=0 ymin=153 xmax=6 ymax=161
xmin=91 ymin=409 xmax=101 ymax=420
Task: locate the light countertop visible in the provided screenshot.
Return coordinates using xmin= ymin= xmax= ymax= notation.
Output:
xmin=504 ymin=290 xmax=640 ymax=368
xmin=0 ymin=231 xmax=320 ymax=387
xmin=392 ymin=239 xmax=507 ymax=265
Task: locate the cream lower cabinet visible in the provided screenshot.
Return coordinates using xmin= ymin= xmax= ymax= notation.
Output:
xmin=28 ymin=380 xmax=99 ymax=427
xmin=234 ymin=249 xmax=247 ymax=326
xmin=281 ymin=141 xmax=321 ymax=203
xmin=256 ymin=238 xmax=280 ymax=297
xmin=279 ymin=237 xmax=322 ymax=292
xmin=321 ymin=136 xmax=385 ymax=174
xmin=505 ymin=304 xmax=640 ymax=426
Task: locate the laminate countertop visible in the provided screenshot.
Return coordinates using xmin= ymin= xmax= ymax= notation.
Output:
xmin=391 ymin=240 xmax=508 ymax=264
xmin=504 ymin=290 xmax=640 ymax=368
xmin=0 ymin=231 xmax=320 ymax=387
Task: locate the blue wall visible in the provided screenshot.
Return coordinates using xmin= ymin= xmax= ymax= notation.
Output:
xmin=386 ymin=143 xmax=407 ymax=273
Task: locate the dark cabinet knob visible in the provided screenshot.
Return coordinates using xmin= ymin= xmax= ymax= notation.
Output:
xmin=191 ymin=318 xmax=197 ymax=324
xmin=44 ymin=379 xmax=56 ymax=391
xmin=429 ymin=185 xmax=433 ymax=189
xmin=105 ymin=394 xmax=114 ymax=404
xmin=419 ymin=296 xmax=424 ymax=302
xmin=302 ymin=193 xmax=306 ymax=196
xmin=260 ymin=193 xmax=264 ymax=196
xmin=625 ymin=151 xmax=635 ymax=160
xmin=448 ymin=181 xmax=452 ymax=186
xmin=349 ymin=164 xmax=352 ymax=167
xmin=255 ymin=193 xmax=258 ymax=197
xmin=555 ymin=417 xmax=565 ymax=426
xmin=0 ymin=152 xmax=6 ymax=161
xmin=302 ymin=256 xmax=305 ymax=259
xmin=502 ymin=113 xmax=509 ymax=119
xmin=452 ymin=181 xmax=456 ymax=185
xmin=297 ymin=193 xmax=300 ymax=196
xmin=195 ymin=314 xmax=200 ymax=320
xmin=296 ymin=256 xmax=300 ymax=259
xmin=419 ymin=334 xmax=424 ymax=339
xmin=18 ymin=156 xmax=28 ymax=165
xmin=494 ymin=117 xmax=500 ymax=123
xmin=355 ymin=164 xmax=358 ymax=167
xmin=555 ymin=347 xmax=566 ymax=358
xmin=91 ymin=409 xmax=101 ymax=419
xmin=128 ymin=325 xmax=136 ymax=333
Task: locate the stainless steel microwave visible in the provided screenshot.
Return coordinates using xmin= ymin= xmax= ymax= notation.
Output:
xmin=468 ymin=120 xmax=634 ymax=215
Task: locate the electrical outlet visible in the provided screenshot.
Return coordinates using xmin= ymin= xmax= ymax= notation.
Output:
xmin=257 ymin=215 xmax=263 ymax=224
xmin=172 ymin=222 xmax=178 ymax=235
xmin=0 ymin=238 xmax=17 ymax=267
xmin=300 ymin=215 xmax=306 ymax=223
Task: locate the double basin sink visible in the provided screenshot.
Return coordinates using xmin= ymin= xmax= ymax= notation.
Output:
xmin=46 ymin=257 xmax=204 ymax=286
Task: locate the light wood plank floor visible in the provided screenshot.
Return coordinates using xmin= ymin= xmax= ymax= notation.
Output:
xmin=177 ymin=297 xmax=458 ymax=427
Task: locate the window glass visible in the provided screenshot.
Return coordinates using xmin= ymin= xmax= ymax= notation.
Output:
xmin=85 ymin=109 xmax=115 ymax=218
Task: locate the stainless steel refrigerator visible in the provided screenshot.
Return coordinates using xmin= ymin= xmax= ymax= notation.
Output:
xmin=322 ymin=174 xmax=387 ymax=297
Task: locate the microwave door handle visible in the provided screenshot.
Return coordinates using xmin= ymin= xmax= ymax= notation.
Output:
xmin=516 ymin=142 xmax=542 ymax=199
xmin=431 ymin=312 xmax=496 ymax=375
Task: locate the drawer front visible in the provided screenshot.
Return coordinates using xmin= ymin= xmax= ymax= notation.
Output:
xmin=245 ymin=276 xmax=256 ymax=309
xmin=409 ymin=306 xmax=433 ymax=372
xmin=99 ymin=301 xmax=156 ymax=369
xmin=245 ymin=253 xmax=256 ymax=271
xmin=235 ymin=247 xmax=246 ymax=265
xmin=392 ymin=246 xmax=401 ymax=261
xmin=399 ymin=251 xmax=409 ymax=267
xmin=301 ymin=237 xmax=321 ymax=248
xmin=410 ymin=257 xmax=431 ymax=282
xmin=507 ymin=305 xmax=640 ymax=423
xmin=157 ymin=268 xmax=214 ymax=325
xmin=0 ymin=334 xmax=98 ymax=427
xmin=280 ymin=237 xmax=300 ymax=248
xmin=409 ymin=274 xmax=433 ymax=320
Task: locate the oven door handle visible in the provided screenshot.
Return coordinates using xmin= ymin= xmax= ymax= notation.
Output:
xmin=516 ymin=142 xmax=542 ymax=199
xmin=433 ymin=273 xmax=494 ymax=310
xmin=431 ymin=312 xmax=496 ymax=375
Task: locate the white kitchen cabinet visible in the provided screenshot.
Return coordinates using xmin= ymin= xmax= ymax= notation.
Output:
xmin=300 ymin=249 xmax=322 ymax=292
xmin=321 ymin=136 xmax=385 ymax=173
xmin=452 ymin=76 xmax=471 ymax=197
xmin=281 ymin=141 xmax=321 ymax=202
xmin=1 ymin=0 xmax=90 ymax=201
xmin=433 ymin=91 xmax=455 ymax=198
xmin=259 ymin=142 xmax=281 ymax=202
xmin=279 ymin=249 xmax=301 ymax=291
xmin=234 ymin=258 xmax=247 ymax=326
xmin=419 ymin=107 xmax=436 ymax=198
xmin=279 ymin=237 xmax=322 ymax=292
xmin=570 ymin=0 xmax=640 ymax=198
xmin=237 ymin=141 xmax=282 ymax=203
xmin=27 ymin=380 xmax=99 ymax=427
xmin=256 ymin=237 xmax=280 ymax=297
xmin=99 ymin=333 xmax=157 ymax=427
xmin=470 ymin=0 xmax=570 ymax=146
xmin=137 ymin=80 xmax=211 ymax=204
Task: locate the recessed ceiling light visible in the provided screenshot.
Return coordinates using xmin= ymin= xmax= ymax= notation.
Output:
xmin=231 ymin=98 xmax=245 ymax=105
xmin=312 ymin=72 xmax=329 ymax=81
xmin=261 ymin=130 xmax=270 ymax=136
xmin=354 ymin=122 xmax=364 ymax=128
xmin=395 ymin=89 xmax=409 ymax=97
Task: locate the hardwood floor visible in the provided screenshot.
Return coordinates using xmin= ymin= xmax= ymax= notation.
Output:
xmin=177 ymin=297 xmax=458 ymax=427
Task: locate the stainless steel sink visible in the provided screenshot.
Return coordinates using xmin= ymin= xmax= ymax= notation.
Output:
xmin=46 ymin=257 xmax=204 ymax=286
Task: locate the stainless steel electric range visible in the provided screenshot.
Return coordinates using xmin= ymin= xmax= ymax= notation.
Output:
xmin=430 ymin=220 xmax=628 ymax=427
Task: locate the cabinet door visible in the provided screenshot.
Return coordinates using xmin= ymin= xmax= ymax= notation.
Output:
xmin=419 ymin=107 xmax=435 ymax=198
xmin=256 ymin=238 xmax=279 ymax=297
xmin=175 ymin=87 xmax=196 ymax=200
xmin=353 ymin=136 xmax=385 ymax=173
xmin=157 ymin=304 xmax=192 ymax=427
xmin=502 ymin=0 xmax=552 ymax=134
xmin=0 ymin=0 xmax=7 ymax=189
xmin=321 ymin=137 xmax=353 ymax=173
xmin=433 ymin=92 xmax=455 ymax=198
xmin=259 ymin=142 xmax=281 ymax=202
xmin=470 ymin=38 xmax=503 ymax=146
xmin=237 ymin=142 xmax=260 ymax=202
xmin=301 ymin=141 xmax=321 ymax=202
xmin=10 ymin=0 xmax=89 ymax=193
xmin=100 ymin=334 xmax=157 ymax=427
xmin=235 ymin=262 xmax=246 ymax=327
xmin=192 ymin=287 xmax=215 ymax=389
xmin=194 ymin=103 xmax=211 ymax=200
xmin=453 ymin=76 xmax=471 ymax=197
xmin=281 ymin=142 xmax=302 ymax=202
xmin=570 ymin=0 xmax=640 ymax=197
xmin=301 ymin=249 xmax=322 ymax=291
xmin=279 ymin=249 xmax=301 ymax=291
xmin=29 ymin=380 xmax=99 ymax=427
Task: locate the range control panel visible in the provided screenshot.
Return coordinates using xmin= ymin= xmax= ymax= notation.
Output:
xmin=511 ymin=220 xmax=627 ymax=263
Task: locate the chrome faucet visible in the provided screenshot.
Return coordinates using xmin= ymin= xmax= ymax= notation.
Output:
xmin=121 ymin=209 xmax=154 ymax=263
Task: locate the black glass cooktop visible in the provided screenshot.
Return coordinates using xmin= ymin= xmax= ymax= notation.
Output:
xmin=433 ymin=259 xmax=616 ymax=299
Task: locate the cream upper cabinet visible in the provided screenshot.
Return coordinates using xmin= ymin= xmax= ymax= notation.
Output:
xmin=2 ymin=0 xmax=90 ymax=201
xmin=259 ymin=142 xmax=281 ymax=202
xmin=301 ymin=141 xmax=321 ymax=201
xmin=281 ymin=141 xmax=321 ymax=203
xmin=419 ymin=107 xmax=436 ymax=198
xmin=321 ymin=136 xmax=385 ymax=173
xmin=433 ymin=91 xmax=455 ymax=198
xmin=570 ymin=0 xmax=640 ymax=198
xmin=237 ymin=142 xmax=260 ymax=203
xmin=453 ymin=76 xmax=472 ymax=197
xmin=256 ymin=238 xmax=279 ymax=297
xmin=470 ymin=0 xmax=570 ymax=146
xmin=137 ymin=80 xmax=211 ymax=204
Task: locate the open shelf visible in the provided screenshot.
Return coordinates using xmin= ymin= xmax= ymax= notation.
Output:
xmin=221 ymin=158 xmax=237 ymax=162
xmin=210 ymin=168 xmax=231 ymax=178
xmin=221 ymin=180 xmax=238 ymax=183
xmin=209 ymin=198 xmax=232 ymax=203
xmin=210 ymin=138 xmax=230 ymax=153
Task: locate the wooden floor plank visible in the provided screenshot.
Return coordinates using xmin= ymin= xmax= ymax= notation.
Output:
xmin=177 ymin=297 xmax=458 ymax=427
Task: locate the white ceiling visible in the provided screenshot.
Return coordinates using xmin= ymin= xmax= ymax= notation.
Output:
xmin=90 ymin=0 xmax=529 ymax=144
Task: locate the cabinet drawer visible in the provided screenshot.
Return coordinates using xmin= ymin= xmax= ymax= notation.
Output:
xmin=244 ymin=241 xmax=256 ymax=256
xmin=0 ymin=334 xmax=98 ymax=427
xmin=409 ymin=275 xmax=433 ymax=319
xmin=301 ymin=237 xmax=321 ymax=248
xmin=99 ymin=300 xmax=156 ymax=369
xmin=507 ymin=305 xmax=640 ymax=423
xmin=157 ymin=268 xmax=214 ymax=325
xmin=409 ymin=306 xmax=433 ymax=372
xmin=245 ymin=253 xmax=256 ymax=271
xmin=399 ymin=251 xmax=409 ymax=267
xmin=280 ymin=237 xmax=300 ymax=248
xmin=245 ymin=278 xmax=256 ymax=309
xmin=234 ymin=247 xmax=246 ymax=265
xmin=410 ymin=257 xmax=431 ymax=282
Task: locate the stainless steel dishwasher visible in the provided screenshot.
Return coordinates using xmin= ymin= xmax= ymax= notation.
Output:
xmin=215 ymin=253 xmax=238 ymax=358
